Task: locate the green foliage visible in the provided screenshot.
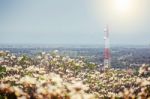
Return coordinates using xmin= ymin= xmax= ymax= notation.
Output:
xmin=86 ymin=62 xmax=97 ymax=70
xmin=0 ymin=66 xmax=6 ymax=72
xmin=19 ymin=55 xmax=32 ymax=67
xmin=0 ymin=66 xmax=6 ymax=78
xmin=0 ymin=95 xmax=3 ymax=99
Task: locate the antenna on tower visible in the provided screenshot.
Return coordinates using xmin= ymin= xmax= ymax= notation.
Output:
xmin=104 ymin=25 xmax=111 ymax=69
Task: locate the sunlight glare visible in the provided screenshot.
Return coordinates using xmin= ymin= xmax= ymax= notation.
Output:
xmin=115 ymin=0 xmax=132 ymax=13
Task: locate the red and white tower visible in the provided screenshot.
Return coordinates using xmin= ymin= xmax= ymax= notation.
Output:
xmin=104 ymin=25 xmax=111 ymax=68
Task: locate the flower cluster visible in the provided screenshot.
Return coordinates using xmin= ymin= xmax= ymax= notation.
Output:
xmin=0 ymin=66 xmax=96 ymax=99
xmin=0 ymin=50 xmax=150 ymax=99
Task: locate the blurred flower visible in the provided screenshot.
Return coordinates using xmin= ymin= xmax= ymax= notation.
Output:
xmin=20 ymin=76 xmax=37 ymax=85
xmin=53 ymin=50 xmax=59 ymax=54
xmin=141 ymin=80 xmax=150 ymax=86
xmin=37 ymin=55 xmax=42 ymax=59
xmin=42 ymin=52 xmax=46 ymax=55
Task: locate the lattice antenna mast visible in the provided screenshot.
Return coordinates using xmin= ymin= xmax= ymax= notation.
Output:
xmin=104 ymin=25 xmax=111 ymax=68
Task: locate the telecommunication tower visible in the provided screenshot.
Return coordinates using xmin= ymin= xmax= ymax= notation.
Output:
xmin=104 ymin=25 xmax=111 ymax=68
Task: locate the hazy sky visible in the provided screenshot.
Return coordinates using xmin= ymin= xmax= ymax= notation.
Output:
xmin=0 ymin=0 xmax=150 ymax=45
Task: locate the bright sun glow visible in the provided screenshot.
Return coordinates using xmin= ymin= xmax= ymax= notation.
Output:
xmin=115 ymin=0 xmax=132 ymax=13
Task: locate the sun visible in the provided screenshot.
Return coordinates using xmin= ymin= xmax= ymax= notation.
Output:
xmin=115 ymin=0 xmax=132 ymax=13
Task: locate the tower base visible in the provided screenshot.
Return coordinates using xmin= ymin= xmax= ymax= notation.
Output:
xmin=104 ymin=59 xmax=111 ymax=69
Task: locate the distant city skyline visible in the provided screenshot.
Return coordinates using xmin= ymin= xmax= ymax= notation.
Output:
xmin=0 ymin=0 xmax=150 ymax=45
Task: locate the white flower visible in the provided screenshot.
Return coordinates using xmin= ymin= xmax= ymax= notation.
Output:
xmin=0 ymin=57 xmax=4 ymax=62
xmin=14 ymin=74 xmax=20 ymax=79
xmin=62 ymin=57 xmax=67 ymax=61
xmin=71 ymin=81 xmax=89 ymax=91
xmin=37 ymin=87 xmax=47 ymax=94
xmin=136 ymin=78 xmax=142 ymax=84
xmin=51 ymin=73 xmax=63 ymax=87
xmin=42 ymin=52 xmax=46 ymax=55
xmin=18 ymin=96 xmax=27 ymax=99
xmin=53 ymin=50 xmax=59 ymax=54
xmin=18 ymin=56 xmax=23 ymax=61
xmin=70 ymin=93 xmax=82 ymax=99
xmin=39 ymin=70 xmax=46 ymax=74
xmin=20 ymin=76 xmax=37 ymax=84
xmin=141 ymin=80 xmax=150 ymax=86
xmin=53 ymin=58 xmax=57 ymax=61
xmin=11 ymin=55 xmax=16 ymax=59
xmin=37 ymin=55 xmax=42 ymax=59
xmin=56 ymin=55 xmax=60 ymax=58
xmin=13 ymin=86 xmax=24 ymax=96
xmin=0 ymin=83 xmax=8 ymax=89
